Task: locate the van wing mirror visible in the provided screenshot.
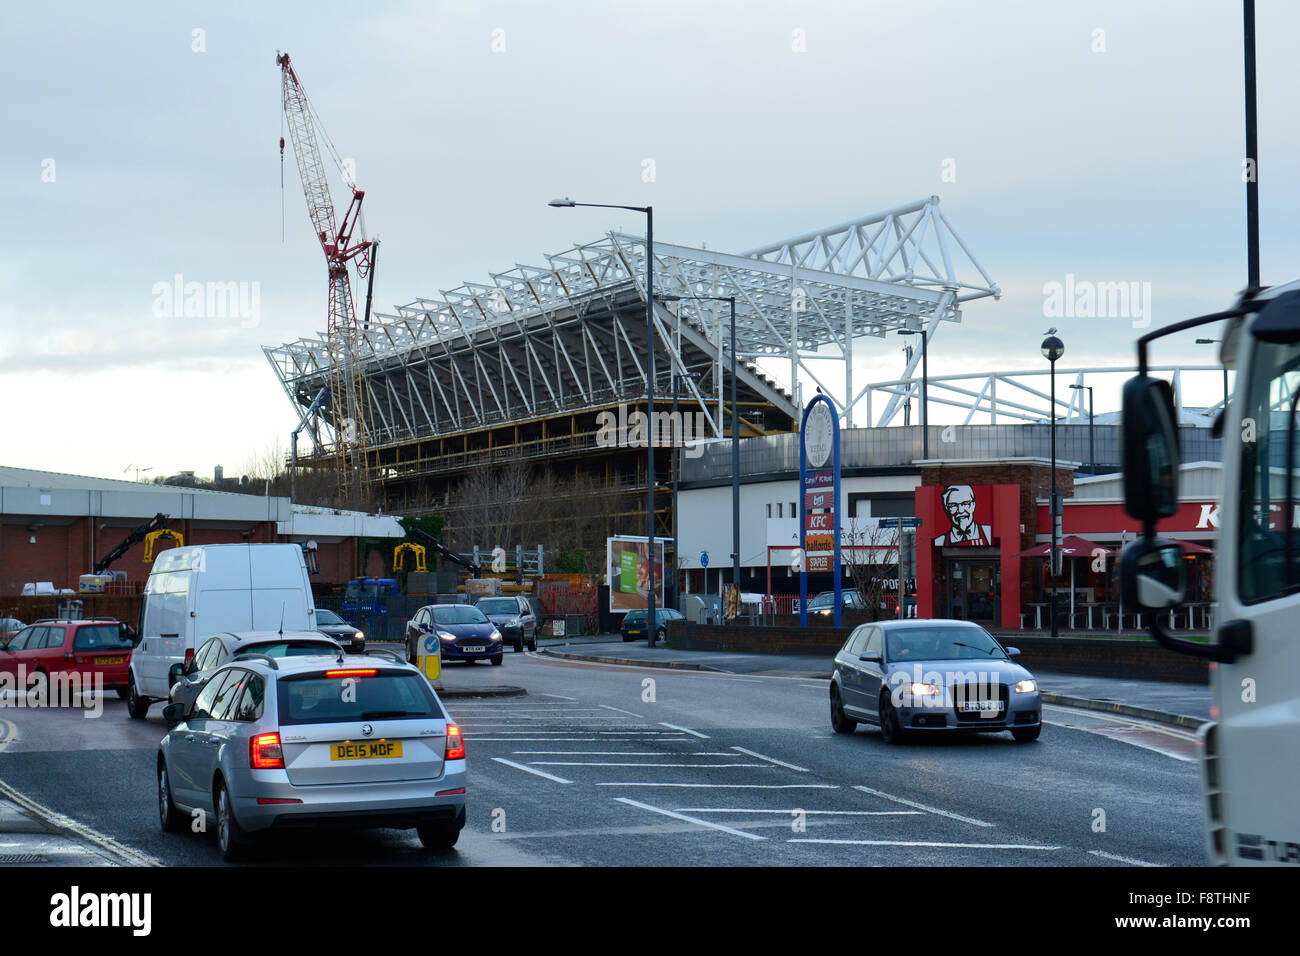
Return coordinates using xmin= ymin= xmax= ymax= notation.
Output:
xmin=1121 ymin=375 xmax=1180 ymax=523
xmin=1120 ymin=538 xmax=1186 ymax=610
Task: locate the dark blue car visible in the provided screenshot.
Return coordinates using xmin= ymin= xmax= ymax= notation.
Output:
xmin=406 ymin=603 xmax=504 ymax=666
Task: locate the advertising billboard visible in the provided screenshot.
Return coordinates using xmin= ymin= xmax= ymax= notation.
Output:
xmin=607 ymin=536 xmax=667 ymax=612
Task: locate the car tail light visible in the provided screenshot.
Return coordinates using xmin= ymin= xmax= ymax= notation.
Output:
xmin=436 ymin=787 xmax=466 ymax=796
xmin=445 ymin=723 xmax=465 ymax=761
xmin=325 ymin=668 xmax=376 ymax=678
xmin=256 ymin=798 xmax=303 ymax=805
xmin=183 ymin=647 xmax=195 ymax=664
xmin=250 ymin=732 xmax=284 ymax=769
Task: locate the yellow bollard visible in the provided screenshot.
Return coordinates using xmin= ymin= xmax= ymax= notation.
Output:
xmin=417 ymin=631 xmax=441 ymax=682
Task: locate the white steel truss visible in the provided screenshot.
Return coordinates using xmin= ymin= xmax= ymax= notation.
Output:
xmin=264 ymin=196 xmax=999 ymax=453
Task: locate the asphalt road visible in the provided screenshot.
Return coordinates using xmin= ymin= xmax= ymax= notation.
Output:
xmin=0 ymin=650 xmax=1206 ymax=866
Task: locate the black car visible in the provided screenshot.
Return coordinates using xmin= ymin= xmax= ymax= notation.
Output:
xmin=620 ymin=607 xmax=684 ymax=643
xmin=315 ymin=607 xmax=366 ymax=653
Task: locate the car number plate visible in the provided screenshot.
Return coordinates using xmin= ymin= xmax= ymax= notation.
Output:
xmin=959 ymin=700 xmax=1001 ymax=712
xmin=95 ymin=656 xmax=125 ymax=665
xmin=330 ymin=741 xmax=403 ymax=760
xmin=461 ymin=644 xmax=486 ymax=653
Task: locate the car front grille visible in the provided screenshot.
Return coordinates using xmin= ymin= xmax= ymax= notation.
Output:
xmin=952 ymin=682 xmax=1010 ymax=722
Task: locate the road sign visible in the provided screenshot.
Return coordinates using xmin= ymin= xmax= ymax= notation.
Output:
xmin=700 ymin=551 xmax=709 ymax=568
xmin=896 ymin=517 xmax=922 ymax=529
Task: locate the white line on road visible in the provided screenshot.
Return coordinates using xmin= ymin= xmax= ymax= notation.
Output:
xmin=659 ymin=722 xmax=709 ymax=738
xmin=852 ymin=785 xmax=995 ymax=828
xmin=597 ymin=783 xmax=839 ymax=789
xmin=0 ymin=718 xmax=15 ymax=753
xmin=599 ymin=704 xmax=644 ymax=717
xmin=614 ymin=798 xmax=766 ymax=841
xmin=791 ymin=838 xmax=1059 ymax=851
xmin=468 ymin=737 xmax=603 ymax=742
xmin=675 ymin=808 xmax=923 ymax=816
xmin=1087 ymin=849 xmax=1162 ymax=867
xmin=0 ymin=779 xmax=161 ymax=866
xmin=490 ymin=757 xmax=572 ymax=784
xmin=730 ymin=746 xmax=809 ymax=772
xmin=539 ymin=694 xmax=578 ymax=700
xmin=530 ymin=762 xmax=769 ymax=768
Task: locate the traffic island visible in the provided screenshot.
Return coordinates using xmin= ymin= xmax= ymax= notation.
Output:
xmin=436 ymin=684 xmax=527 ymax=699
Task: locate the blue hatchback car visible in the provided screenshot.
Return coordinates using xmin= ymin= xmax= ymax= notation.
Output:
xmin=406 ymin=604 xmax=504 ymax=666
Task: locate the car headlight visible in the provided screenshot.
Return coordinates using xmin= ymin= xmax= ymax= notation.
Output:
xmin=437 ymin=631 xmax=456 ymax=641
xmin=1014 ymin=679 xmax=1037 ymax=694
xmin=356 ymin=632 xmax=365 ymax=640
xmin=908 ymin=682 xmax=942 ymax=697
xmin=490 ymin=629 xmax=502 ymax=641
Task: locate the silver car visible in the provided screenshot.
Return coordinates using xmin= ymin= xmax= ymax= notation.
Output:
xmin=157 ymin=652 xmax=467 ymax=860
xmin=829 ymin=619 xmax=1043 ymax=744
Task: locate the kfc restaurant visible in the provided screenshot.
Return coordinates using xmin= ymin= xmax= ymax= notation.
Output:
xmin=913 ymin=458 xmax=1221 ymax=631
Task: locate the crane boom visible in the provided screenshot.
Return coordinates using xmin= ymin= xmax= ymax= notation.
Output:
xmin=277 ymin=51 xmax=372 ymax=508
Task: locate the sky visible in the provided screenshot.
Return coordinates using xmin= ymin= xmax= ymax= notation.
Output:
xmin=3 ymin=0 xmax=1298 ymax=482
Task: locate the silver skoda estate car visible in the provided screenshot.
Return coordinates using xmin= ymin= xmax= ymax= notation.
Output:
xmin=830 ymin=619 xmax=1042 ymax=744
xmin=157 ymin=651 xmax=467 ymax=860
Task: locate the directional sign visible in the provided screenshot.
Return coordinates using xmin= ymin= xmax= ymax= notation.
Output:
xmin=700 ymin=551 xmax=709 ymax=568
xmin=896 ymin=517 xmax=922 ymax=529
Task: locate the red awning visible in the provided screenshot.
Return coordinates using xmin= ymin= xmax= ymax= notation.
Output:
xmin=1015 ymin=535 xmax=1116 ymax=558
xmin=1177 ymin=540 xmax=1215 ymax=554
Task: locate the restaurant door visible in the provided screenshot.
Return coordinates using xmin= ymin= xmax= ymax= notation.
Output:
xmin=947 ymin=559 xmax=1000 ymax=625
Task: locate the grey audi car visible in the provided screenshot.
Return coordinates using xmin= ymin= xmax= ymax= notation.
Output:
xmin=829 ymin=619 xmax=1042 ymax=743
xmin=158 ymin=652 xmax=467 ymax=860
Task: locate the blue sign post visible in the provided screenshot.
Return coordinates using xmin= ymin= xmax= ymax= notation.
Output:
xmin=799 ymin=395 xmax=842 ymax=627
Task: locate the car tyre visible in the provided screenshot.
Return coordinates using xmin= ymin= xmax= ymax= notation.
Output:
xmin=216 ymin=780 xmax=250 ymax=862
xmin=878 ymin=693 xmax=906 ymax=745
xmin=158 ymin=762 xmax=184 ymax=833
xmin=490 ymin=653 xmax=503 ymax=666
xmin=1012 ymin=725 xmax=1042 ymax=743
xmin=656 ymin=627 xmax=666 ymax=643
xmin=830 ymin=686 xmax=857 ymax=734
xmin=126 ymin=675 xmax=149 ymax=720
xmin=513 ymin=635 xmax=524 ymax=653
xmin=527 ymin=631 xmax=537 ymax=652
xmin=417 ymin=820 xmax=462 ymax=850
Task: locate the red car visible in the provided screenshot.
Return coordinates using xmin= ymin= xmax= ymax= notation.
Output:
xmin=0 ymin=619 xmax=134 ymax=698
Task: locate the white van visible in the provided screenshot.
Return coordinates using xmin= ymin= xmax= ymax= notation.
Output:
xmin=127 ymin=543 xmax=316 ymax=717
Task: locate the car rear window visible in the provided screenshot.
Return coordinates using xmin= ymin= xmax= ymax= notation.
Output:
xmin=476 ymin=599 xmax=517 ymax=615
xmin=73 ymin=624 xmax=133 ymax=652
xmin=239 ymin=641 xmax=338 ymax=659
xmin=278 ymin=671 xmax=445 ymax=725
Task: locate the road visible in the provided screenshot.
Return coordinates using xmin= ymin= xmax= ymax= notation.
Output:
xmin=0 ymin=650 xmax=1206 ymax=866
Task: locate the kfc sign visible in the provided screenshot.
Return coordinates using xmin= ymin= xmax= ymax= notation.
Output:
xmin=931 ymin=484 xmax=995 ymax=548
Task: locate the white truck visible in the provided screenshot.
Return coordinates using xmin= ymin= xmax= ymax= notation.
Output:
xmin=1119 ymin=280 xmax=1300 ymax=866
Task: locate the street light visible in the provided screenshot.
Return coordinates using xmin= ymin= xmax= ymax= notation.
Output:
xmin=1196 ymin=338 xmax=1230 ymax=408
xmin=1069 ymin=383 xmax=1095 ymax=474
xmin=1041 ymin=331 xmax=1064 ymax=639
xmin=550 ymin=198 xmax=660 ymax=645
xmin=898 ymin=329 xmax=929 ymax=459
xmin=659 ymin=294 xmax=740 ymax=608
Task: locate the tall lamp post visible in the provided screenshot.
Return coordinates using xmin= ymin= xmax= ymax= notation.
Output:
xmin=898 ymin=329 xmax=929 ymax=459
xmin=1196 ymin=338 xmax=1230 ymax=408
xmin=1069 ymin=383 xmax=1095 ymax=474
xmin=1041 ymin=332 xmax=1064 ymax=639
xmin=659 ymin=294 xmax=740 ymax=606
xmin=550 ymin=198 xmax=659 ymax=645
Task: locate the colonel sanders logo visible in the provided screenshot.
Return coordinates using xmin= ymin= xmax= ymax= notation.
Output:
xmin=934 ymin=484 xmax=993 ymax=547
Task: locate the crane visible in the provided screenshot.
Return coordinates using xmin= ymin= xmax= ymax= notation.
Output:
xmin=277 ymin=51 xmax=374 ymax=507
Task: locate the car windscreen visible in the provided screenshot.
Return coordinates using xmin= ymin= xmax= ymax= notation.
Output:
xmin=885 ymin=627 xmax=1006 ymax=662
xmin=432 ymin=606 xmax=488 ymax=625
xmin=807 ymin=593 xmax=833 ymax=609
xmin=239 ymin=641 xmax=338 ymax=659
xmin=314 ymin=609 xmax=344 ymax=625
xmin=72 ymin=624 xmax=134 ymax=652
xmin=476 ymin=599 xmax=517 ymax=615
xmin=278 ymin=671 xmax=445 ymax=725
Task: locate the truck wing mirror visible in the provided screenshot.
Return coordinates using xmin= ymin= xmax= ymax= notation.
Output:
xmin=1121 ymin=375 xmax=1180 ymax=523
xmin=1120 ymin=538 xmax=1186 ymax=610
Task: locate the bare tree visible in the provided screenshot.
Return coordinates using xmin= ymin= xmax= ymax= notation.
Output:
xmin=843 ymin=518 xmax=902 ymax=622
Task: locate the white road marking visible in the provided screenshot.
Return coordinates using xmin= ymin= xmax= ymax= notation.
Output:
xmin=598 ymin=782 xmax=839 ymax=789
xmin=0 ymin=779 xmax=161 ymax=866
xmin=0 ymin=718 xmax=16 ymax=753
xmin=614 ymin=798 xmax=766 ymax=841
xmin=490 ymin=757 xmax=572 ymax=784
xmin=730 ymin=746 xmax=809 ymax=772
xmin=659 ymin=722 xmax=709 ymax=738
xmin=791 ymin=838 xmax=1059 ymax=851
xmin=530 ymin=762 xmax=769 ymax=768
xmin=799 ymin=684 xmax=827 ymax=689
xmin=852 ymin=785 xmax=995 ymax=828
xmin=1087 ymin=849 xmax=1162 ymax=867
xmin=468 ymin=737 xmax=603 ymax=742
xmin=539 ymin=694 xmax=578 ymax=700
xmin=676 ymin=808 xmax=923 ymax=816
xmin=599 ymin=704 xmax=644 ymax=718
xmin=1043 ymin=704 xmax=1200 ymax=739
xmin=512 ymin=751 xmax=670 ymax=756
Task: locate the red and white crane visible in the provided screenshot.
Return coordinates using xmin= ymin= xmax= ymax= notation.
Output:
xmin=277 ymin=51 xmax=374 ymax=506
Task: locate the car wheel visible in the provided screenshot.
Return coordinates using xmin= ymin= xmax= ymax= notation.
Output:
xmin=513 ymin=635 xmax=524 ymax=653
xmin=621 ymin=632 xmax=632 ymax=642
xmin=490 ymin=653 xmax=503 ymax=666
xmin=126 ymin=675 xmax=149 ymax=720
xmin=528 ymin=631 xmax=537 ymax=652
xmin=115 ymin=686 xmax=129 ymax=700
xmin=830 ymin=686 xmax=857 ymax=734
xmin=656 ymin=627 xmax=666 ymax=643
xmin=158 ymin=762 xmax=184 ymax=833
xmin=216 ymin=780 xmax=250 ymax=862
xmin=1012 ymin=725 xmax=1041 ymax=743
xmin=878 ymin=693 xmax=906 ymax=745
xmin=417 ymin=820 xmax=462 ymax=850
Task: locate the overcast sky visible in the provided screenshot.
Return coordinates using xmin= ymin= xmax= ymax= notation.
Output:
xmin=3 ymin=0 xmax=1297 ymax=482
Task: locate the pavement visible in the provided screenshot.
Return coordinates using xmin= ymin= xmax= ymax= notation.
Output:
xmin=538 ymin=636 xmax=1212 ymax=728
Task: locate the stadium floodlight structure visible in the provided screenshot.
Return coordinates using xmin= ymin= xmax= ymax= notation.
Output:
xmin=263 ymin=196 xmax=1000 ymax=477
